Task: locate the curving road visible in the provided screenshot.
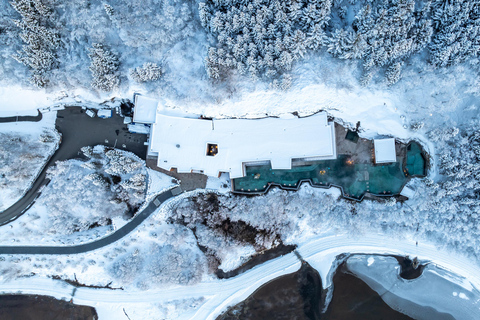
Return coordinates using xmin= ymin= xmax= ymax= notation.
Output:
xmin=0 ymin=107 xmax=147 ymax=226
xmin=0 ymin=187 xmax=180 ymax=254
xmin=0 ymin=106 xmax=183 ymax=256
xmin=1 ymin=233 xmax=479 ymax=320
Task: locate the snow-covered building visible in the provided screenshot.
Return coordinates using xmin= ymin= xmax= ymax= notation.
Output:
xmin=133 ymin=95 xmax=159 ymax=124
xmin=374 ymin=138 xmax=396 ymax=164
xmin=148 ymin=113 xmax=336 ymax=178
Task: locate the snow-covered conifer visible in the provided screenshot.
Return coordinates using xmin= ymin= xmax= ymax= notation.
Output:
xmin=10 ymin=0 xmax=59 ymax=87
xmin=200 ymin=0 xmax=331 ymax=82
xmin=88 ymin=43 xmax=119 ymax=91
xmin=385 ymin=62 xmax=403 ymax=85
xmin=130 ymin=62 xmax=162 ymax=83
xmin=327 ymin=0 xmax=431 ymax=83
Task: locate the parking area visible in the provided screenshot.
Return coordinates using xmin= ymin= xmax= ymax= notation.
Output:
xmin=56 ymin=107 xmax=147 ymax=160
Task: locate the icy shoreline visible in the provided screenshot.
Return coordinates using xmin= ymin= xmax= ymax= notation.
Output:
xmin=0 ymin=231 xmax=478 ymax=320
xmin=346 ymin=255 xmax=479 ymax=319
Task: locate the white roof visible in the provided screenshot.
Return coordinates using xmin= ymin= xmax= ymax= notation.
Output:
xmin=374 ymin=138 xmax=396 ymax=163
xmin=150 ymin=112 xmax=336 ymax=178
xmin=128 ymin=123 xmax=150 ymax=134
xmin=400 ymin=185 xmax=415 ymax=198
xmin=133 ymin=95 xmax=158 ymax=124
xmin=97 ymin=109 xmax=112 ymax=118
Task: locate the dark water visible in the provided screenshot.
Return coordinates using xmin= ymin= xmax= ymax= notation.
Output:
xmin=396 ymin=256 xmax=425 ymax=280
xmin=0 ymin=295 xmax=97 ymax=320
xmin=219 ymin=262 xmax=323 ymax=320
xmin=324 ymin=262 xmax=413 ymax=320
xmin=218 ymin=260 xmax=415 ymax=320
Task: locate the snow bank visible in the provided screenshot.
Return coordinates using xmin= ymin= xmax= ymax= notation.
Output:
xmin=174 ymin=83 xmax=410 ymax=140
xmin=0 ymin=86 xmax=51 ymax=117
xmin=298 ymin=233 xmax=480 ymax=293
xmin=217 ymin=244 xmax=257 ymax=273
xmin=0 ymin=110 xmax=56 ymax=135
xmin=145 ymin=168 xmax=178 ymax=202
xmin=205 ymin=173 xmax=231 ymax=194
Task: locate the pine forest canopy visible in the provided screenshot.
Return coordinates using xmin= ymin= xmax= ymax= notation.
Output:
xmin=2 ymin=0 xmax=480 ymax=90
xmin=200 ymin=0 xmax=480 ymax=85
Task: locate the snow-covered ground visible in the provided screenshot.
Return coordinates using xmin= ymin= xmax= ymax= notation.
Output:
xmin=0 ymin=112 xmax=59 ymax=211
xmin=0 ymin=101 xmax=476 ymax=319
xmin=205 ymin=173 xmax=231 ymax=194
xmin=0 ymin=225 xmax=479 ymax=320
xmin=0 ymin=146 xmax=177 ymax=246
xmin=0 ymin=83 xmax=476 ymax=319
xmin=145 ymin=167 xmax=179 ymax=202
xmin=0 ymin=0 xmax=479 ymax=318
xmin=0 ymin=87 xmax=53 ymax=117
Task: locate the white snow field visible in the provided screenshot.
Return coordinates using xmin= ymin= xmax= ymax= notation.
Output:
xmin=0 ymin=231 xmax=479 ymax=320
xmin=0 ymin=86 xmax=52 ymax=117
xmin=0 ymin=112 xmax=59 ymax=211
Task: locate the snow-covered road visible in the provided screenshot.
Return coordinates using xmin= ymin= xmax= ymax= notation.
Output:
xmin=298 ymin=233 xmax=480 ymax=291
xmin=1 ymin=232 xmax=479 ymax=320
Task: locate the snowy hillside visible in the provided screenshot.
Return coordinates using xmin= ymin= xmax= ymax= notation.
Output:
xmin=0 ymin=112 xmax=59 ymax=211
xmin=0 ymin=146 xmax=177 ymax=246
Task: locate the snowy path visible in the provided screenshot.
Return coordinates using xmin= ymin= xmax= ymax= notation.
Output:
xmin=1 ymin=232 xmax=479 ymax=320
xmin=0 ymin=188 xmax=178 ymax=254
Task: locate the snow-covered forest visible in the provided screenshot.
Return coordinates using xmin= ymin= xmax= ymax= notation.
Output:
xmin=1 ymin=0 xmax=479 ymax=95
xmin=0 ymin=0 xmax=204 ymax=99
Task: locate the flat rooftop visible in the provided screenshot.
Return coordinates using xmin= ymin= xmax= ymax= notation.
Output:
xmin=133 ymin=95 xmax=158 ymax=124
xmin=374 ymin=138 xmax=396 ymax=164
xmin=149 ymin=113 xmax=336 ymax=178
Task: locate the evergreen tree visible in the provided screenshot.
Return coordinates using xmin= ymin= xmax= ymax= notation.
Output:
xmin=130 ymin=62 xmax=162 ymax=83
xmin=88 ymin=43 xmax=119 ymax=91
xmin=385 ymin=61 xmax=403 ymax=85
xmin=199 ymin=0 xmax=332 ymax=82
xmin=10 ymin=0 xmax=60 ymax=87
xmin=326 ymin=0 xmax=432 ymax=83
xmin=430 ymin=0 xmax=480 ymax=67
